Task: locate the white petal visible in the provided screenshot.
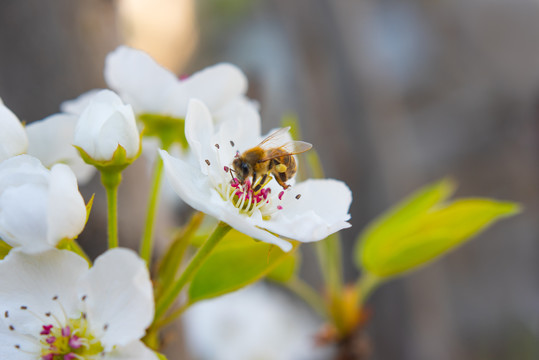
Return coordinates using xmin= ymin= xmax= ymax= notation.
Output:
xmin=221 ymin=209 xmax=293 ymax=252
xmin=0 ymin=155 xmax=49 ymax=193
xmin=261 ymin=179 xmax=352 ymax=242
xmin=0 ymin=183 xmax=49 ymax=251
xmin=160 ymin=150 xmax=217 ymax=217
xmin=26 ymin=113 xmax=95 ymax=184
xmin=74 ymin=104 xmax=103 ymax=158
xmin=0 ymin=249 xmax=87 ymax=335
xmin=184 ymin=99 xmax=217 ymax=175
xmin=213 ymin=98 xmax=262 ymax=162
xmin=103 ymin=340 xmax=158 ymax=360
xmin=174 ymin=63 xmax=248 ymax=115
xmin=0 ymin=100 xmax=28 ymax=162
xmin=60 ymin=89 xmax=102 ymax=115
xmin=47 ymin=164 xmax=86 ymax=245
xmin=0 ymin=156 xmax=50 ymax=250
xmin=96 ymin=106 xmax=139 ymax=160
xmin=0 ymin=323 xmax=39 ymax=360
xmin=78 ymin=248 xmax=154 ymax=350
xmin=104 ymin=46 xmax=178 ymax=115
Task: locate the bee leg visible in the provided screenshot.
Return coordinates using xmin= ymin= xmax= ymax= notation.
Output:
xmin=253 ymin=173 xmax=268 ymax=192
xmin=274 ymin=172 xmax=289 ymax=190
xmin=252 ymin=172 xmax=257 ymax=188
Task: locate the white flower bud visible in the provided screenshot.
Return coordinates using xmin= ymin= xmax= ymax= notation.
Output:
xmin=0 ymin=98 xmax=28 ymax=162
xmin=74 ymin=90 xmax=139 ymax=162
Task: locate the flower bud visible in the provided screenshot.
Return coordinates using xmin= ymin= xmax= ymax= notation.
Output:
xmin=0 ymin=98 xmax=28 ymax=162
xmin=74 ymin=90 xmax=140 ymax=163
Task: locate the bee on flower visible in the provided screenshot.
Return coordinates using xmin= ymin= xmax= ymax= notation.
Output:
xmin=160 ymin=99 xmax=352 ymax=252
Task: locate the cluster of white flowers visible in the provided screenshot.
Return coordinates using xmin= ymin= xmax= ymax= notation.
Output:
xmin=0 ymin=46 xmax=352 ymax=360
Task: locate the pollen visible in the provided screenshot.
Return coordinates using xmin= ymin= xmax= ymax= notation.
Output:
xmin=275 ymin=164 xmax=287 ymax=173
xmin=216 ymin=167 xmax=285 ymax=218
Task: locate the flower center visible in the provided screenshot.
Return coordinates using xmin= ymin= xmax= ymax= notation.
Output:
xmin=39 ymin=317 xmax=103 ymax=360
xmin=216 ymin=166 xmax=283 ymax=219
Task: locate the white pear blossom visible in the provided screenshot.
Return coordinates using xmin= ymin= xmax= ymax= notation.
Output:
xmin=183 ymin=283 xmax=334 ymax=360
xmin=74 ymin=90 xmax=140 ymax=162
xmin=160 ymin=99 xmax=352 ymax=252
xmin=62 ymin=46 xmax=252 ymax=123
xmin=0 ymin=248 xmax=156 ymax=360
xmin=26 ymin=113 xmax=96 ymax=184
xmin=0 ymin=155 xmax=86 ymax=253
xmin=103 ymin=45 xmax=249 ymax=119
xmin=0 ymin=98 xmax=28 ymax=162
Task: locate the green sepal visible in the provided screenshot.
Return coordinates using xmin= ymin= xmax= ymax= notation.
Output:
xmin=85 ymin=194 xmax=95 ymax=226
xmin=356 ymin=178 xmax=521 ymax=278
xmin=187 ymin=230 xmax=298 ymax=304
xmin=138 ymin=113 xmax=188 ymax=150
xmin=154 ymin=351 xmax=169 ymax=360
xmin=56 ymin=238 xmax=91 ymax=265
xmin=74 ymin=129 xmax=142 ymax=174
xmin=0 ymin=240 xmax=12 ymax=260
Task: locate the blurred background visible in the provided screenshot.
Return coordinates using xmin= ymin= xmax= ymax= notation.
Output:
xmin=0 ymin=0 xmax=537 ymax=359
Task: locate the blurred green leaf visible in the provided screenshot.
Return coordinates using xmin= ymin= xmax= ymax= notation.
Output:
xmin=266 ymin=250 xmax=299 ymax=283
xmin=356 ymin=179 xmax=520 ymax=278
xmin=188 ymin=231 xmax=297 ymax=304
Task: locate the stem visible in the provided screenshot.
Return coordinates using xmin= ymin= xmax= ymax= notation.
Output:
xmin=315 ymin=234 xmax=344 ymax=297
xmin=154 ymin=221 xmax=231 ymax=321
xmin=101 ymin=171 xmax=122 ymax=249
xmin=355 ymin=272 xmax=381 ymax=307
xmin=307 ymin=150 xmax=344 ymax=297
xmin=156 ymin=212 xmax=205 ymax=298
xmin=154 ymin=302 xmax=190 ymax=330
xmin=140 ymin=155 xmax=165 ymax=264
xmin=282 ymin=277 xmax=328 ymax=318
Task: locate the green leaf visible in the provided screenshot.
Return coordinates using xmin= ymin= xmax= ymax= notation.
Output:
xmin=266 ymin=250 xmax=299 ymax=282
xmin=188 ymin=230 xmax=297 ymax=304
xmin=356 ymin=179 xmax=520 ymax=278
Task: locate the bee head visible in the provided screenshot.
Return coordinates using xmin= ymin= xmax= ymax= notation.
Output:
xmin=232 ymin=157 xmax=251 ymax=183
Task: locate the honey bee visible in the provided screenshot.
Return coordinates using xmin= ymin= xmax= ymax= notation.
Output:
xmin=231 ymin=126 xmax=312 ymax=190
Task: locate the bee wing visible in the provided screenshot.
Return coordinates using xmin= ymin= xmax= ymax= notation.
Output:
xmin=259 ymin=141 xmax=313 ymax=161
xmin=257 ymin=127 xmax=292 ymax=150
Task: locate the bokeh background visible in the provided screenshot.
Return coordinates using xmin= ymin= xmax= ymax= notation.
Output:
xmin=0 ymin=0 xmax=537 ymax=359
